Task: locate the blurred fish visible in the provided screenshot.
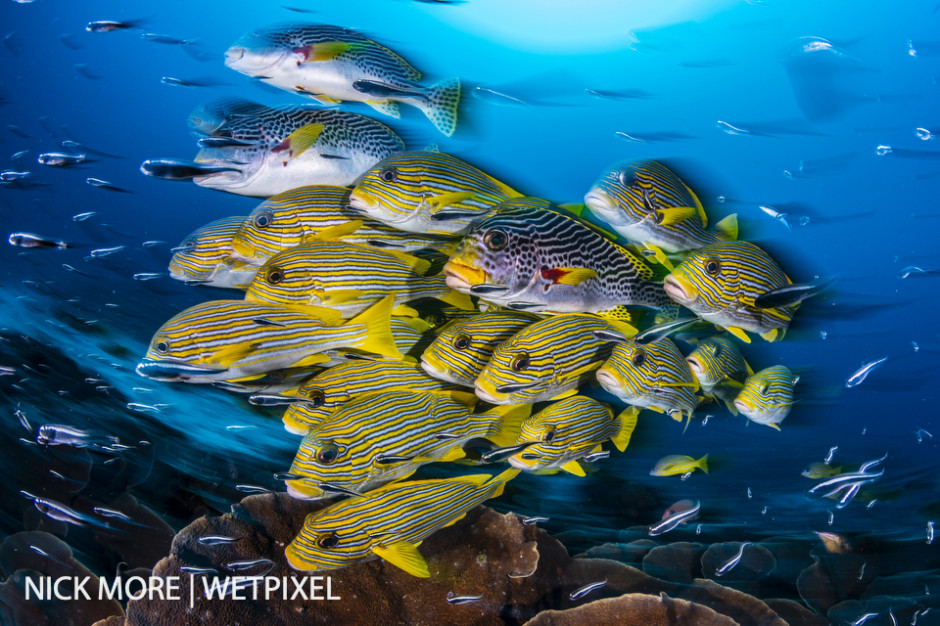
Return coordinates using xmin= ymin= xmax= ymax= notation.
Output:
xmin=585 ymin=88 xmax=654 ymax=100
xmin=733 ymin=366 xmax=798 ymax=430
xmin=136 ymin=296 xmax=401 ymax=383
xmin=1 ymin=170 xmax=30 ymax=182
xmin=7 ymin=124 xmax=30 ymax=138
xmin=802 ymin=462 xmax=843 ymax=479
xmin=86 ymin=20 xmax=142 ymax=33
xmin=664 ymin=241 xmax=796 ymax=343
xmin=286 ymin=390 xmax=525 ymax=498
xmin=650 ymin=454 xmax=708 ymax=477
xmin=470 ymin=86 xmax=528 ymax=107
xmin=897 ymin=265 xmax=940 ymax=279
xmin=569 ymin=579 xmax=607 ymax=601
xmin=615 ymin=130 xmax=697 ymax=143
xmin=845 ymin=357 xmax=888 ymax=388
xmin=37 ymin=152 xmax=86 ymax=167
xmin=11 ymin=150 xmax=29 ymax=161
xmin=685 ymin=335 xmax=751 ymax=413
xmin=349 ymin=151 xmax=523 ymax=235
xmin=445 ymin=198 xmax=669 ymax=316
xmin=283 ymin=5 xmax=318 ymax=12
xmin=715 ymin=542 xmax=751 ymax=577
xmin=475 ymin=314 xmax=633 ymax=405
xmin=814 ymin=531 xmax=851 ymax=554
xmin=8 ymin=232 xmax=69 ymax=249
xmin=140 ymin=158 xmax=241 ymax=180
xmin=161 ymin=76 xmax=227 ymax=88
xmin=716 ymin=121 xmax=753 ymax=136
xmin=754 ymin=279 xmax=832 ymax=308
xmin=59 ymin=33 xmax=82 ymax=49
xmin=73 ymin=64 xmax=102 ymax=80
xmin=634 ymin=317 xmax=701 ymax=345
xmin=508 ymin=396 xmax=636 ymax=476
xmin=285 ymin=469 xmax=519 ymax=575
xmin=61 ymin=140 xmax=121 ymax=159
xmin=72 ymin=211 xmax=97 ymax=221
xmin=141 ymin=33 xmax=195 ymax=45
xmin=36 ymin=424 xmax=118 ymax=448
xmin=421 ymin=311 xmax=540 ymax=387
xmin=86 ymin=177 xmax=129 ymax=193
xmin=784 ymin=36 xmax=870 ymax=121
xmin=88 ymin=245 xmax=125 ymax=258
xmin=225 ymin=24 xmax=460 ymax=135
xmin=169 ymin=215 xmax=259 ymax=289
xmin=649 ymin=499 xmax=700 ymax=536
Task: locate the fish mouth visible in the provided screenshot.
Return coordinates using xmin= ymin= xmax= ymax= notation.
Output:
xmin=224 ymin=46 xmax=246 ymax=67
xmin=507 ymin=454 xmax=536 ymax=471
xmin=135 ymin=358 xmax=227 ymax=382
xmin=733 ymin=398 xmax=751 ymax=414
xmin=284 ymin=544 xmax=324 ymax=572
xmin=167 ymin=260 xmax=186 ymax=280
xmin=420 ymin=357 xmax=470 ymax=386
xmin=583 ymin=189 xmax=615 ymax=214
xmin=663 ymin=274 xmax=696 ymax=305
xmin=595 ymin=367 xmax=628 ymax=398
xmin=685 ymin=357 xmax=703 ymax=375
xmin=443 ymin=261 xmax=488 ymax=291
xmin=348 ymin=189 xmax=417 ymax=225
xmin=474 ymin=380 xmax=511 ymax=405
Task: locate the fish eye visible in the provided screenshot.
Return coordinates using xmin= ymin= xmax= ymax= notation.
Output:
xmin=484 ymin=230 xmax=508 ymax=251
xmin=316 ymin=443 xmax=340 ymax=464
xmin=541 ymin=426 xmax=557 ymax=443
xmin=511 ymin=352 xmax=530 ymax=372
xmin=316 ymin=532 xmax=339 ymax=549
xmin=453 ymin=333 xmax=471 ymax=351
xmin=759 ymin=382 xmax=770 ymax=395
xmin=432 ymin=314 xmax=447 ymax=327
xmin=704 ymin=258 xmax=721 ymax=276
xmin=252 ymin=210 xmax=273 ymax=229
xmin=179 ymin=238 xmax=196 ymax=250
xmin=379 ymin=167 xmax=398 ymax=183
xmin=632 ymin=349 xmax=646 ymax=367
xmin=304 ymin=388 xmax=326 ymax=408
xmin=265 ymin=266 xmax=285 ymax=284
xmin=618 ymin=169 xmax=637 ymax=188
xmin=154 ymin=338 xmax=170 ymax=353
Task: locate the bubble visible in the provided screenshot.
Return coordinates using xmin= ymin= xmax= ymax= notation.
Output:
xmin=716 ymin=195 xmax=726 ymax=203
xmin=819 ymin=330 xmax=828 ymax=340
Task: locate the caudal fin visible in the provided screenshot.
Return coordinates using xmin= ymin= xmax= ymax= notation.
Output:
xmin=419 ymin=78 xmax=460 ymax=137
xmin=347 ymin=295 xmax=402 ymax=360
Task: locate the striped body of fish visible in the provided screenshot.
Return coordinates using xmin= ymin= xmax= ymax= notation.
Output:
xmin=508 ymin=396 xmax=636 ymax=476
xmin=282 ymin=360 xmax=457 ymax=434
xmin=685 ymin=335 xmax=752 ymax=412
xmin=135 ymin=296 xmax=401 ymax=383
xmin=286 ymin=390 xmax=526 ymax=499
xmin=733 ymin=365 xmax=798 ymax=430
xmin=169 ymin=216 xmax=259 ymax=289
xmin=584 ymin=161 xmax=737 ymax=266
xmin=474 ymin=314 xmax=632 ymax=405
xmin=213 ymin=366 xmax=326 ymax=396
xmin=191 ymin=101 xmax=404 ymax=197
xmin=245 ymin=240 xmax=472 ymax=317
xmin=286 ymin=468 xmax=519 ymax=575
xmin=664 ymin=241 xmax=796 ymax=343
xmin=420 ymin=311 xmax=541 ymax=387
xmin=230 ymin=186 xmax=454 ymax=265
xmin=225 ymin=24 xmax=460 ymax=136
xmin=444 ymin=198 xmax=670 ymax=317
xmin=595 ymin=337 xmax=700 ymax=425
xmin=349 ymin=151 xmax=522 ymax=235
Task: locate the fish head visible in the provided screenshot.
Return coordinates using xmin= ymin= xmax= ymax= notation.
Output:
xmin=475 ymin=335 xmax=556 ymax=404
xmin=350 ymin=153 xmax=443 ymax=228
xmin=282 ymin=399 xmax=332 ymax=435
xmin=169 ymin=216 xmax=245 ymax=282
xmin=286 ymin=513 xmax=369 ymax=573
xmin=685 ymin=336 xmax=738 ymax=387
xmin=230 ymin=206 xmax=279 ymax=263
xmin=585 ymin=161 xmax=658 ymax=227
xmin=595 ymin=340 xmax=657 ymax=402
xmin=733 ymin=365 xmax=795 ymax=425
xmin=192 ymin=146 xmax=259 ymax=192
xmin=225 ymin=28 xmax=294 ymax=77
xmin=287 ymin=435 xmax=360 ymax=500
xmin=245 ymin=250 xmax=321 ymax=306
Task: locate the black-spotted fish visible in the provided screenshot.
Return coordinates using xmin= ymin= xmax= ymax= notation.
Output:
xmin=443 ymin=198 xmax=669 ymax=318
xmin=507 ymin=396 xmax=636 ymax=476
xmin=190 ymin=100 xmax=404 ymax=196
xmin=286 ymin=390 xmax=526 ymax=499
xmin=595 ymin=337 xmax=700 ymax=428
xmin=733 ymin=365 xmax=798 ymax=430
xmin=349 ymin=151 xmax=523 ymax=235
xmin=685 ymin=335 xmax=752 ymax=413
xmin=245 ymin=240 xmax=472 ymax=317
xmin=474 ymin=314 xmax=634 ymax=405
xmin=420 ymin=311 xmax=541 ymax=387
xmin=169 ymin=216 xmax=260 ymax=289
xmin=136 ymin=296 xmax=401 ymax=383
xmin=281 ymin=361 xmax=457 ymax=434
xmin=230 ymin=186 xmax=453 ymax=265
xmin=584 ymin=160 xmax=738 ymax=268
xmin=664 ymin=241 xmax=796 ymax=343
xmin=225 ymin=24 xmax=460 ymax=136
xmin=286 ymin=468 xmax=518 ymax=575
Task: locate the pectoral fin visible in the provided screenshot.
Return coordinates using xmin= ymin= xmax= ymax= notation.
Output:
xmin=295 ymin=42 xmax=359 ymax=62
xmin=372 ymin=541 xmax=430 ymax=578
xmin=272 ymin=123 xmax=325 ymax=163
xmin=760 ymin=328 xmax=784 ymax=342
xmin=655 ymin=207 xmax=697 ymax=225
xmin=301 ymin=221 xmax=364 ymax=244
xmin=321 ymin=289 xmax=366 ymax=305
xmin=560 ymin=460 xmax=586 ymax=477
xmin=429 ymin=191 xmax=475 ymax=212
xmin=540 ymin=267 xmax=598 ymax=286
xmin=643 ymin=243 xmax=675 ymax=271
xmin=724 ymin=326 xmax=752 ymax=344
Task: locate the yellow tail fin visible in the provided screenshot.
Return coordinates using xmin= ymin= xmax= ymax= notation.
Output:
xmin=697 ymin=454 xmax=709 ymax=474
xmin=611 ymin=406 xmax=639 ymax=452
xmin=347 ymin=295 xmax=402 ymax=359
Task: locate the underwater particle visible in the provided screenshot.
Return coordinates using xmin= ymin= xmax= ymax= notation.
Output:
xmin=569 ymin=578 xmax=607 ymax=601
xmin=825 ymin=446 xmax=838 ymax=464
xmin=928 ymin=521 xmax=935 ymax=544
xmin=916 ymin=127 xmax=934 ymax=140
xmin=827 ymin=511 xmax=834 ymax=525
xmin=695 ymin=524 xmax=702 ymax=535
xmin=761 ymin=506 xmax=769 ymax=515
xmin=912 ymin=341 xmax=920 ymax=352
xmin=845 ymin=356 xmax=888 ymax=388
xmin=875 ymin=145 xmax=893 ymax=156
xmin=72 ymin=211 xmax=97 ymax=221
xmin=820 ymin=330 xmax=828 ymax=340
xmin=916 ymin=428 xmax=933 ymax=443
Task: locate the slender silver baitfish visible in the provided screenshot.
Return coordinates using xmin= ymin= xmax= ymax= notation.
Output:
xmin=584 ymin=160 xmax=737 ymax=267
xmin=136 ymin=296 xmax=401 ymax=383
xmin=281 ymin=360 xmax=458 ymax=434
xmin=349 ymin=151 xmax=523 ymax=235
xmin=595 ymin=337 xmax=700 ymax=428
xmin=508 ymin=396 xmax=636 ymax=476
xmin=733 ymin=365 xmax=798 ymax=430
xmin=420 ymin=311 xmax=541 ymax=387
xmin=474 ymin=314 xmax=634 ymax=405
xmin=286 ymin=390 xmax=526 ymax=498
xmin=225 ymin=24 xmax=460 ymax=136
xmin=664 ymin=241 xmax=796 ymax=343
xmin=444 ymin=198 xmax=669 ymax=318
xmin=169 ymin=216 xmax=260 ymax=289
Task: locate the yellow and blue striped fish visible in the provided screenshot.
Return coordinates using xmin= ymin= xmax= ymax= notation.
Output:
xmin=168 ymin=216 xmax=260 ymax=289
xmin=474 ymin=314 xmax=634 ymax=405
xmin=230 ymin=186 xmax=454 ymax=265
xmin=685 ymin=335 xmax=752 ymax=413
xmin=286 ymin=390 xmax=526 ymax=499
xmin=136 ymin=296 xmax=401 ymax=384
xmin=508 ymin=395 xmax=636 ymax=476
xmin=282 ymin=361 xmax=458 ymax=434
xmin=349 ymin=151 xmax=523 ymax=235
xmin=585 ymin=160 xmax=738 ymax=267
xmin=664 ymin=241 xmax=796 ymax=343
xmin=245 ymin=240 xmax=472 ymax=317
xmin=733 ymin=365 xmax=798 ymax=430
xmin=420 ymin=311 xmax=541 ymax=387
xmin=595 ymin=337 xmax=700 ymax=427
xmin=286 ymin=468 xmax=519 ymax=575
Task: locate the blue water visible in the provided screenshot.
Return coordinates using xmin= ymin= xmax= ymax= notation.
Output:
xmin=2 ymin=0 xmax=940 ymax=622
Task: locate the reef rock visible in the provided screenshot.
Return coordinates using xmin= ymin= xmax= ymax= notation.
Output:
xmin=522 ymin=592 xmax=738 ymax=625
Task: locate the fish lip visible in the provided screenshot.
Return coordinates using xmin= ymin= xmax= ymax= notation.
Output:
xmin=685 ymin=357 xmax=703 ymax=375
xmin=733 ymin=399 xmax=749 ymax=414
xmin=663 ymin=274 xmax=694 ymax=304
xmin=443 ymin=261 xmax=488 ymax=291
xmin=474 ymin=381 xmax=510 ymax=405
xmin=229 ymin=239 xmax=259 ymax=263
xmin=348 ymin=190 xmax=417 ymax=225
xmin=594 ymin=368 xmax=622 ymax=394
xmin=419 ymin=358 xmax=469 ymax=386
xmin=583 ymin=189 xmax=615 ymax=214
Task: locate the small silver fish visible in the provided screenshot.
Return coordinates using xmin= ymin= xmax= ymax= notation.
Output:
xmin=649 ymin=500 xmax=701 ymax=536
xmin=33 ymin=498 xmax=89 ymax=526
xmin=86 ymin=20 xmax=140 ymax=33
xmin=634 ymin=317 xmax=700 ymax=344
xmin=37 ymin=152 xmax=86 ymax=167
xmin=93 ymin=506 xmax=133 ymax=521
xmin=8 ymin=232 xmax=69 ymax=249
xmin=89 ymin=245 xmax=126 ymax=258
xmin=1 ymin=169 xmax=30 ymax=181
xmin=226 ymin=558 xmax=274 ymax=574
xmin=754 ymin=279 xmax=832 ymax=309
xmin=845 ymin=357 xmax=888 ymax=388
xmin=86 ymin=177 xmax=129 ymax=192
xmin=235 ymin=484 xmax=272 ymax=494
xmin=72 ymin=211 xmax=97 ymax=221
xmin=569 ymin=578 xmax=607 ymax=601
xmin=446 ymin=592 xmax=483 ymax=604
xmin=197 ymin=535 xmax=242 ymax=546
xmin=133 ymin=272 xmax=165 ymax=281
xmin=715 ymin=542 xmax=751 ymax=577
xmin=521 ymin=516 xmax=549 ymax=525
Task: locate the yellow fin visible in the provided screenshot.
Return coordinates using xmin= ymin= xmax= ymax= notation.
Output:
xmin=392 ymin=305 xmax=420 ymax=319
xmin=715 ymin=214 xmax=738 ymax=240
xmin=487 ymin=468 xmax=521 ymax=498
xmin=684 ymin=183 xmax=707 ymax=227
xmin=448 ymin=390 xmax=480 ymax=409
xmin=697 ymin=454 xmax=709 ymax=474
xmin=276 ymin=123 xmax=325 ymax=163
xmin=744 ymin=359 xmax=754 ymax=377
xmin=322 ymin=289 xmax=366 ymax=305
xmin=372 ymin=541 xmax=429 ymax=578
xmin=760 ymin=328 xmax=783 ymax=342
xmin=555 ymin=267 xmax=598 ymax=286
xmin=557 ymin=203 xmax=586 ymax=216
xmin=211 ymin=343 xmax=252 ymax=368
xmin=438 ymin=289 xmax=475 ymax=311
xmin=347 ymin=295 xmax=402 ymax=360
xmin=723 ymin=399 xmax=739 ymax=416
xmin=655 ymin=206 xmax=697 ymax=225
xmin=549 ymin=388 xmax=580 ymax=401
xmin=766 ymin=422 xmax=782 ymax=431
xmin=429 ymin=191 xmax=475 ymax=212
xmin=365 ymin=100 xmax=401 ymax=118
xmin=374 ymin=248 xmax=432 ymax=276
xmin=561 ymin=460 xmax=586 ymax=477
xmin=278 ymin=303 xmax=344 ymax=325
xmin=644 ymin=243 xmax=675 ymax=271
xmin=300 ymin=41 xmax=356 ymax=62
xmin=483 ymin=403 xmax=532 ymax=448
xmin=293 ymin=353 xmax=332 ymax=368
xmin=658 ymin=382 xmax=698 ymax=388
xmin=725 ymin=326 xmax=752 ymax=344
xmin=647 ymin=406 xmax=665 ymax=414
xmin=222 ymin=373 xmax=266 ymax=383
xmin=300 ymin=221 xmax=364 ymax=245
xmin=611 ymin=406 xmax=639 ymax=452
